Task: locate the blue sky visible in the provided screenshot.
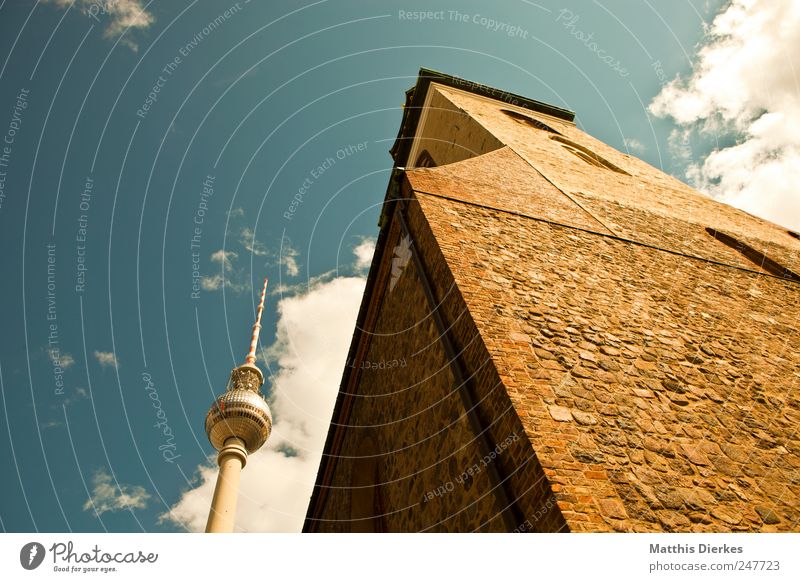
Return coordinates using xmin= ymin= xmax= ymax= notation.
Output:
xmin=2 ymin=0 xmax=795 ymax=532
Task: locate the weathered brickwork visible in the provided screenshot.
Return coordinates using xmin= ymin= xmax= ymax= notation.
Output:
xmin=306 ymin=71 xmax=799 ymax=532
xmin=412 ymin=190 xmax=799 ymax=532
xmin=408 ymin=146 xmax=612 ymax=234
xmin=402 ymin=189 xmax=569 ymax=532
xmin=310 ymin=203 xmax=566 ymax=532
xmin=436 ymin=85 xmax=800 ymax=273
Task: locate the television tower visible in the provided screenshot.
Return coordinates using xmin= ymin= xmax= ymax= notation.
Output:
xmin=204 ymin=278 xmax=273 ymax=533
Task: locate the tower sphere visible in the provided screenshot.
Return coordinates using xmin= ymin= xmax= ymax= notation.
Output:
xmin=205 ymin=385 xmax=272 ymax=454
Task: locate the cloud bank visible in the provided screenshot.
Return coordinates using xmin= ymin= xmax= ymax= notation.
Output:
xmin=650 ymin=0 xmax=800 ymax=231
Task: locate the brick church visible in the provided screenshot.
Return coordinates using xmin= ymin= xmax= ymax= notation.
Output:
xmin=304 ymin=69 xmax=800 ymax=532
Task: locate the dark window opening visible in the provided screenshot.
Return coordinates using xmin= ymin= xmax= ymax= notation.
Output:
xmin=501 ymin=109 xmax=562 ymax=135
xmin=563 ymin=146 xmax=606 ymax=168
xmin=706 ymin=227 xmax=800 ymax=283
xmin=549 ymin=134 xmax=631 ymax=176
xmin=414 ymin=149 xmax=437 ymax=168
xmin=349 ymin=438 xmax=386 ymax=532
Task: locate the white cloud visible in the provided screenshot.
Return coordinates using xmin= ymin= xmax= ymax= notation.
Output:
xmin=240 ymin=227 xmax=269 ymax=257
xmin=202 ymin=250 xmax=249 ymax=293
xmin=60 ymin=386 xmax=90 ymax=408
xmin=202 ymin=235 xmax=301 ymax=291
xmin=210 ymin=249 xmax=238 ymax=272
xmin=283 ymin=257 xmax=300 ymax=277
xmin=45 ymin=0 xmax=154 ymax=51
xmin=200 ymin=274 xmax=223 ymax=291
xmin=279 ymin=241 xmax=300 ymax=278
xmin=650 ymin=0 xmax=800 ymax=231
xmin=353 ymin=238 xmax=376 ymax=271
xmin=84 ymin=469 xmax=150 ymax=516
xmin=267 ymin=268 xmax=338 ymax=299
xmin=94 ymin=350 xmax=118 ymax=369
xmin=47 ymin=348 xmax=74 ymax=369
xmin=238 ymin=228 xmax=301 ymax=277
xmin=200 ymin=274 xmax=249 ymax=294
xmin=163 ymin=275 xmax=367 ymax=532
xmin=100 ymin=0 xmax=153 ymax=40
xmin=623 ymin=137 xmax=646 ymax=154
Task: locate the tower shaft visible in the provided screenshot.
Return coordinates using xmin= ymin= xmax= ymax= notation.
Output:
xmin=205 ymin=437 xmax=247 ymax=533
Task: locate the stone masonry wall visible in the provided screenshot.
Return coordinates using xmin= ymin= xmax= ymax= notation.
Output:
xmin=309 ymin=78 xmax=799 ymax=533
xmin=313 ymin=208 xmax=564 ymax=531
xmin=409 ymin=186 xmax=800 ymax=532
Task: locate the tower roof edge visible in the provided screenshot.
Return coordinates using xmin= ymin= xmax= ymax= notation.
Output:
xmin=390 ymin=67 xmax=575 ymax=166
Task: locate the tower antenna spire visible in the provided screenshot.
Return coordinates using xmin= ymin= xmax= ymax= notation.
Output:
xmin=245 ymin=277 xmax=268 ymax=366
xmin=204 ymin=274 xmax=273 ymax=533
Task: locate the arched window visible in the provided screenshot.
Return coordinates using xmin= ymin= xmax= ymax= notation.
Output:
xmin=549 ymin=135 xmax=631 ymax=176
xmin=706 ymin=227 xmax=799 ymax=282
xmin=501 ymin=109 xmax=561 ymax=135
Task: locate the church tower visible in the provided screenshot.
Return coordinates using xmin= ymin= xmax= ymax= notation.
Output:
xmin=304 ymin=69 xmax=800 ymax=532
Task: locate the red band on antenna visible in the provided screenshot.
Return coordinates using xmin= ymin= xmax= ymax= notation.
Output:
xmin=244 ymin=277 xmax=268 ymax=365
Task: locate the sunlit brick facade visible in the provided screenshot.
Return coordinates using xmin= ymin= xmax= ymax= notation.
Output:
xmin=304 ymin=69 xmax=800 ymax=532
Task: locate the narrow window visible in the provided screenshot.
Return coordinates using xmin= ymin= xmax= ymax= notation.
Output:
xmin=706 ymin=227 xmax=799 ymax=282
xmin=501 ymin=109 xmax=562 ymax=135
xmin=349 ymin=439 xmax=386 ymax=532
xmin=549 ymin=135 xmax=631 ymax=176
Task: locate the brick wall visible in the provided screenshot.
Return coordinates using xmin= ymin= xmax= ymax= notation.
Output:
xmin=306 ymin=76 xmax=800 ymax=533
xmin=409 ymin=171 xmax=799 ymax=532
